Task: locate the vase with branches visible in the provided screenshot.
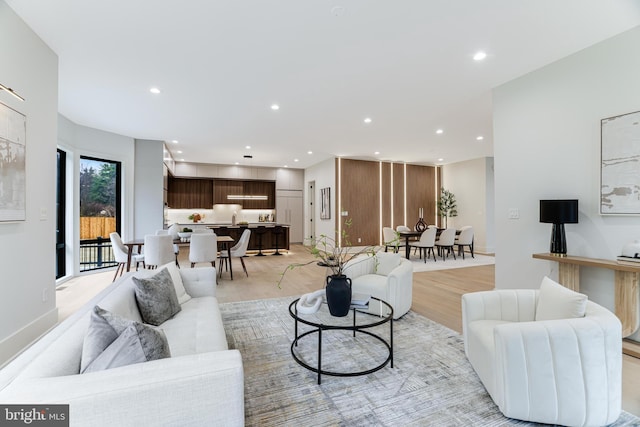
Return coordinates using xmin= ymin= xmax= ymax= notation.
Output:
xmin=278 ymin=219 xmax=379 ymax=316
xmin=437 ymin=188 xmax=458 ymax=228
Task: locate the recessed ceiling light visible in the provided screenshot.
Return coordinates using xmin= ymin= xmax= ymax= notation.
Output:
xmin=307 ymin=151 xmax=313 ymax=155
xmin=364 ymin=117 xmax=372 ymax=124
xmin=235 ymin=162 xmax=239 ymax=165
xmin=245 ymin=145 xmax=251 ymax=149
xmin=476 ymin=136 xmax=484 ymax=141
xmin=473 ymin=51 xmax=487 ymax=61
xmin=436 ymin=129 xmax=444 ymax=134
xmin=374 ymin=151 xmax=380 ymax=155
xmin=150 ymin=87 xmax=161 ymax=94
xmin=294 ymin=158 xmax=299 ymax=162
xmin=176 ymin=150 xmax=183 ymax=154
xmin=438 ymin=158 xmax=444 ymax=162
xmin=283 ymin=165 xmax=288 ymax=168
xmin=271 ymin=104 xmax=280 ymax=110
xmin=179 ymin=158 xmax=185 ymax=161
xmin=171 ymin=140 xmax=179 ymax=144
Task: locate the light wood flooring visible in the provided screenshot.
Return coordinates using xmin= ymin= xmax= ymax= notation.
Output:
xmin=56 ymin=244 xmax=640 ymax=417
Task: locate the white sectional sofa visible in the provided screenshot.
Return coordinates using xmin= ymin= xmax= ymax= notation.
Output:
xmin=0 ymin=264 xmax=244 ymax=427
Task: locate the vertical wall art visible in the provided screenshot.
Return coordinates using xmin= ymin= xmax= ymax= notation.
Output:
xmin=0 ymin=102 xmax=26 ymax=221
xmin=320 ymin=187 xmax=331 ymax=220
xmin=601 ymin=110 xmax=640 ymax=215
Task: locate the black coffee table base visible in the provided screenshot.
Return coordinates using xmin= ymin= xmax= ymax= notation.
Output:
xmin=288 ymin=298 xmax=394 ymax=384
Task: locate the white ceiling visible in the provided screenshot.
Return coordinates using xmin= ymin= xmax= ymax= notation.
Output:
xmin=6 ymin=1 xmax=640 ymax=169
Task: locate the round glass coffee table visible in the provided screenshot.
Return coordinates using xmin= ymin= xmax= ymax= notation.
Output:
xmin=288 ymin=297 xmax=393 ymax=384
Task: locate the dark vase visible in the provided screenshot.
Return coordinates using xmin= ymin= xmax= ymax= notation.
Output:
xmin=325 ymin=274 xmax=352 ymax=317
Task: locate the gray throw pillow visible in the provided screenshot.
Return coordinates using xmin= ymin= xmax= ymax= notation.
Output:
xmin=80 ymin=306 xmax=171 ymax=373
xmin=132 ymin=267 xmax=181 ymax=326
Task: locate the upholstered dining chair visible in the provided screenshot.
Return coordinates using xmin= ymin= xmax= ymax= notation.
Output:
xmin=435 ymin=228 xmax=456 ymax=261
xmin=110 ymin=232 xmax=144 ymax=281
xmin=157 ymin=225 xmax=181 ymax=267
xmin=219 ymin=229 xmax=251 ymax=279
xmin=396 ymin=225 xmax=411 ymax=232
xmin=383 ymin=227 xmax=400 ymax=253
xmin=144 ymin=234 xmax=175 ymax=269
xmin=455 ymin=225 xmax=474 ymax=259
xmin=189 ymin=233 xmax=218 ymax=268
xmin=409 ymin=227 xmax=437 ymax=262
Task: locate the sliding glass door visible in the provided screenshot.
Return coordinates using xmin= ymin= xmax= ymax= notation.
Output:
xmin=79 ymin=156 xmax=121 ymax=272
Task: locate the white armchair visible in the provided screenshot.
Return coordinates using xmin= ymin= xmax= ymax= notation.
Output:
xmin=462 ymin=280 xmax=622 ymax=427
xmin=344 ymin=252 xmax=413 ymax=319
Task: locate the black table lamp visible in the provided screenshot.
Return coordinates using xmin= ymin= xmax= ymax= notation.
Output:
xmin=540 ymin=199 xmax=579 ymax=256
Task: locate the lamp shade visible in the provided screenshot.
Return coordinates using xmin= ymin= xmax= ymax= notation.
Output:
xmin=539 ymin=199 xmax=578 ymax=224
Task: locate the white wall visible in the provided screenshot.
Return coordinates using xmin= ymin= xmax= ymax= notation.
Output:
xmin=58 ymin=115 xmax=137 ymax=279
xmin=0 ymin=1 xmax=59 ymax=365
xmin=134 ymin=139 xmax=164 ymax=239
xmin=304 ymin=158 xmax=335 ymax=244
xmin=493 ymin=26 xmax=640 ymax=329
xmin=441 ymin=157 xmax=494 ymax=253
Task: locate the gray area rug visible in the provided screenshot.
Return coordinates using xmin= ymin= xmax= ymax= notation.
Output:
xmin=220 ymin=297 xmax=639 ymax=426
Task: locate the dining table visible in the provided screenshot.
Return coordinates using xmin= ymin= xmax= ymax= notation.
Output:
xmin=397 ymin=230 xmax=423 ymax=259
xmin=123 ymin=235 xmax=235 ymax=273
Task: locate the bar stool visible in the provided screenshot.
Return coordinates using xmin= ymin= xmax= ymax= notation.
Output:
xmin=272 ymin=225 xmax=284 ymax=255
xmin=255 ymin=226 xmax=267 ymax=256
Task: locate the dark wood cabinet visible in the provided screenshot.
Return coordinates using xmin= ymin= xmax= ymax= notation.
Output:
xmin=167 ymin=178 xmax=213 ymax=209
xmin=213 ymin=179 xmax=275 ymax=209
xmin=170 ymin=178 xmax=275 ymax=209
xmin=242 ymin=180 xmax=276 ymax=209
xmin=213 ymin=180 xmax=243 ymax=205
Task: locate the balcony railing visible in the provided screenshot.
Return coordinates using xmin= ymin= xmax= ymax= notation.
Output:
xmin=79 ymin=236 xmax=117 ymax=272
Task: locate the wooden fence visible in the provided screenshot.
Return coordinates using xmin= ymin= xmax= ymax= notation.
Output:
xmin=80 ymin=217 xmax=116 ymax=240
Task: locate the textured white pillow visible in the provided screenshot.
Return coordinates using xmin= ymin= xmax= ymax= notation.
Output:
xmin=374 ymin=252 xmax=401 ymax=276
xmin=535 ymin=276 xmax=588 ymax=321
xmin=160 ymin=261 xmax=191 ymax=304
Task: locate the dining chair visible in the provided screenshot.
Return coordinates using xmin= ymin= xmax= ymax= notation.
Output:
xmin=157 ymin=226 xmax=181 ymax=267
xmin=383 ymin=227 xmax=399 ymax=253
xmin=110 ymin=232 xmax=144 ymax=281
xmin=396 ymin=225 xmax=411 ymax=232
xmin=189 ymin=233 xmax=218 ymax=268
xmin=144 ymin=234 xmax=175 ymax=269
xmin=219 ymin=229 xmax=251 ymax=279
xmin=435 ymin=228 xmax=457 ymax=261
xmin=409 ymin=227 xmax=437 ymax=262
xmin=455 ymin=226 xmax=474 ymax=259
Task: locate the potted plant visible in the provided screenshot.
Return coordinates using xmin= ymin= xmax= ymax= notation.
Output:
xmin=437 ymin=188 xmax=458 ymax=228
xmin=278 ymin=219 xmax=379 ymax=316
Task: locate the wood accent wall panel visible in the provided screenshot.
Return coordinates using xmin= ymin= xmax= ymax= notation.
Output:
xmin=392 ymin=163 xmax=405 ymax=229
xmin=168 ymin=177 xmax=213 ymax=209
xmin=380 ymin=163 xmax=392 ymax=239
xmin=338 ymin=159 xmax=380 ymax=246
xmin=406 ymin=165 xmax=436 ymax=228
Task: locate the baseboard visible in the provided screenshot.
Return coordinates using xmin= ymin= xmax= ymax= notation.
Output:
xmin=0 ymin=308 xmax=58 ymax=368
xmin=623 ymin=339 xmax=640 ymax=359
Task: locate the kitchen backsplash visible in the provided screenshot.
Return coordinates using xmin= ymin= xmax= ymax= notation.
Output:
xmin=166 ymin=206 xmax=276 ymax=225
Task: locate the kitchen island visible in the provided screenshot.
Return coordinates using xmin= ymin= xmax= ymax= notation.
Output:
xmin=178 ymin=223 xmax=291 ymax=253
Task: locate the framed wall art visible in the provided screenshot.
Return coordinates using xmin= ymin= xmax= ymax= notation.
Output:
xmin=0 ymin=102 xmax=26 ymax=221
xmin=320 ymin=187 xmax=331 ymax=220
